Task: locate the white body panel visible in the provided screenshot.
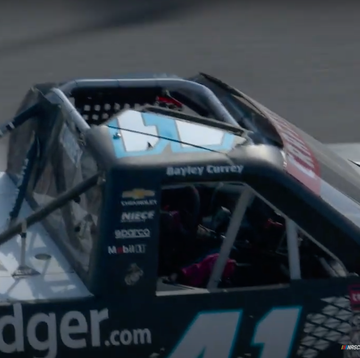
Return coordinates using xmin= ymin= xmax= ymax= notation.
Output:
xmin=0 ymin=172 xmax=91 ymax=303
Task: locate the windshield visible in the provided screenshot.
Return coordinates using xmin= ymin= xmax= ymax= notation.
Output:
xmin=191 ymin=73 xmax=283 ymax=147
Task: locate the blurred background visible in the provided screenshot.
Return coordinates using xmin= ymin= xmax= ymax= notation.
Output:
xmin=1 ymin=0 xmax=360 ymax=143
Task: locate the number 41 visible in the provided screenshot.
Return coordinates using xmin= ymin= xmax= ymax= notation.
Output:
xmin=167 ymin=307 xmax=302 ymax=358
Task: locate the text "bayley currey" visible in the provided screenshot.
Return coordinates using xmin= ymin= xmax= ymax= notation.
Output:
xmin=166 ymin=165 xmax=244 ymax=177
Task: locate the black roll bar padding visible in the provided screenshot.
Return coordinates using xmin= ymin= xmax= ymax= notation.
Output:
xmin=58 ymin=78 xmax=239 ymax=127
xmin=0 ymin=173 xmax=100 ymax=245
xmin=143 ymin=105 xmax=244 ymax=135
xmin=47 ymin=88 xmax=91 ymax=132
xmin=9 ymin=134 xmax=39 ymax=222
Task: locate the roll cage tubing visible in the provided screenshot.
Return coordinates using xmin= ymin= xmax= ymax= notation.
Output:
xmin=0 ymin=77 xmax=245 ymax=229
xmin=207 ymin=186 xmax=304 ymax=290
xmin=0 ymin=173 xmax=101 ymax=245
xmin=0 ymin=77 xmax=241 ymax=208
xmin=0 ymin=77 xmax=246 ymax=139
xmin=0 ymin=78 xmax=327 ymax=282
xmin=57 ymin=78 xmax=241 ymax=128
xmin=0 ymin=78 xmax=348 ymax=285
xmin=207 ymin=184 xmax=349 ymax=290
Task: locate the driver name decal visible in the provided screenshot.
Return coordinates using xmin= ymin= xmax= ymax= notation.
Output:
xmin=166 ymin=165 xmax=243 ymax=177
xmin=0 ymin=304 xmax=151 ymax=357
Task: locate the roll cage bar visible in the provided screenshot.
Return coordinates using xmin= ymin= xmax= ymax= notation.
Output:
xmin=0 ymin=76 xmax=247 ymax=281
xmin=0 ymin=76 xmax=248 ymax=227
xmin=0 ymin=76 xmax=349 ymax=287
xmin=0 ymin=77 xmax=250 ymax=141
xmin=0 ymin=76 xmax=249 ymax=256
xmin=207 ymin=186 xmax=302 ymax=290
xmin=208 ymin=184 xmax=348 ymax=290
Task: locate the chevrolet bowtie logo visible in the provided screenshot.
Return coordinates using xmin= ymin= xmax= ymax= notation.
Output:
xmin=121 ymin=189 xmax=155 ymax=200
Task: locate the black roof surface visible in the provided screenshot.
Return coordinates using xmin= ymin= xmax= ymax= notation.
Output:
xmin=236 ymin=90 xmax=360 ymax=230
xmin=196 ymin=73 xmax=360 ymax=202
xmin=84 ymin=109 xmax=283 ymax=170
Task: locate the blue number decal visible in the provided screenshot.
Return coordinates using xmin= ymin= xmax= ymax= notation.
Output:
xmin=166 ymin=310 xmax=242 ymax=358
xmin=167 ymin=307 xmax=302 ymax=358
xmin=108 ymin=111 xmax=235 ymax=158
xmin=251 ymin=307 xmax=302 ymax=358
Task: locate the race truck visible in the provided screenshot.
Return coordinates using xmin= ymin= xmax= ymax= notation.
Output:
xmin=0 ymin=73 xmax=359 ymax=358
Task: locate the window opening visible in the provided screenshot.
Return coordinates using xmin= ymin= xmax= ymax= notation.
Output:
xmin=156 ymin=181 xmax=348 ymax=295
xmin=297 ymin=227 xmax=348 ymax=279
xmin=31 ymin=123 xmax=102 ymax=272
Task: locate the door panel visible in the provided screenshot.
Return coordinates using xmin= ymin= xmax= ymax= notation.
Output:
xmin=0 ymin=279 xmax=355 ymax=357
xmin=155 ymin=279 xmax=355 ymax=358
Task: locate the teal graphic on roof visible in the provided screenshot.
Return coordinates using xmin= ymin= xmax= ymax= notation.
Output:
xmin=108 ymin=111 xmax=235 ymax=158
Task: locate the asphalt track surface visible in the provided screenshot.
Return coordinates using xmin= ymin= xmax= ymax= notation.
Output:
xmin=1 ymin=1 xmax=360 ymax=146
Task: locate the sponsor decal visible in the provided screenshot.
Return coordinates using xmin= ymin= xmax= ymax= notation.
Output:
xmin=166 ymin=165 xmax=243 ymax=177
xmin=121 ymin=189 xmax=157 ymax=207
xmin=121 ymin=199 xmax=157 ymax=207
xmin=350 ymin=285 xmax=360 ymax=311
xmin=115 ymin=229 xmax=151 ymax=239
xmin=122 ymin=189 xmax=155 ymax=200
xmin=0 ymin=304 xmax=151 ymax=357
xmin=124 ymin=264 xmax=143 ymax=286
xmin=110 ymin=111 xmax=235 ymax=159
xmin=121 ymin=211 xmax=155 ymax=223
xmin=246 ymin=98 xmax=320 ymax=194
xmin=108 ymin=244 xmax=146 ymax=254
